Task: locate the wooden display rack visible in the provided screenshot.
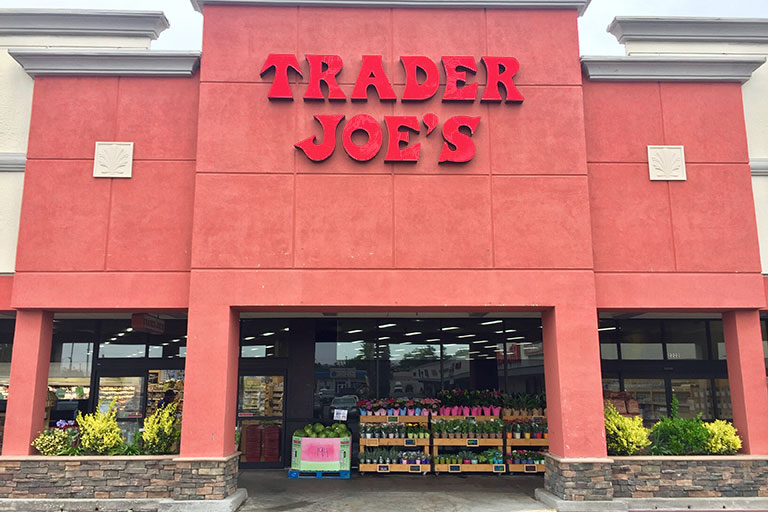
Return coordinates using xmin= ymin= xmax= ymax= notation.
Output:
xmin=506 ymin=438 xmax=548 ymax=447
xmin=359 ymin=463 xmax=431 ymax=474
xmin=359 ymin=415 xmax=429 ymax=423
xmin=432 ymin=415 xmax=499 ymax=422
xmin=433 ymin=437 xmax=504 ymax=447
xmin=361 ymin=438 xmax=429 ymax=447
xmin=434 ymin=463 xmax=506 ymax=474
xmin=359 ymin=416 xmax=431 ymax=473
xmin=508 ymin=463 xmax=545 ymax=473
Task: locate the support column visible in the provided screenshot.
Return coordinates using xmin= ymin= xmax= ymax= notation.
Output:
xmin=2 ymin=310 xmax=53 ymax=455
xmin=542 ymin=304 xmax=607 ymax=458
xmin=180 ymin=304 xmax=239 ymax=457
xmin=722 ymin=310 xmax=768 ymax=454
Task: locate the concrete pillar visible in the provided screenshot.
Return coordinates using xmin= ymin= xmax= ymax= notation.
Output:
xmin=542 ymin=304 xmax=607 ymax=458
xmin=722 ymin=310 xmax=768 ymax=454
xmin=180 ymin=304 xmax=240 ymax=457
xmin=2 ymin=310 xmax=53 ymax=455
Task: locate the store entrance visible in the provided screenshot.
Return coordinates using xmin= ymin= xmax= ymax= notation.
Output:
xmin=236 ymin=370 xmax=286 ymax=468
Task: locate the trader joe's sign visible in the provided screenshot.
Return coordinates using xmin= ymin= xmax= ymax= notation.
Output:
xmin=261 ymin=54 xmax=524 ymax=163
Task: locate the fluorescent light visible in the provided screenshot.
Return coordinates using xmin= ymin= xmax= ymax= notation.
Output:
xmin=598 ymin=327 xmax=617 ymax=332
xmin=263 ymin=332 xmax=274 ymax=336
xmin=117 ymin=333 xmax=125 ymax=337
xmin=505 ymin=329 xmax=516 ymax=333
xmin=468 ymin=351 xmax=480 ymax=354
xmin=125 ymin=328 xmax=134 ymax=332
xmin=508 ymin=336 xmax=524 ymax=340
xmin=379 ymin=323 xmax=396 ymax=328
xmin=352 ymin=340 xmax=364 ymax=343
xmin=427 ymin=338 xmax=440 ymax=342
xmin=471 ymin=340 xmax=486 ymax=344
xmin=244 ymin=336 xmax=255 ymax=341
xmin=283 ymin=327 xmax=289 ymax=331
xmin=378 ymin=336 xmax=390 ymax=340
xmin=405 ymin=332 xmax=421 ymax=336
xmin=265 ymin=345 xmax=275 ymax=349
xmin=162 ymin=343 xmax=169 ymax=346
xmin=441 ymin=326 xmax=459 ymax=331
xmin=495 ymin=330 xmax=503 ymax=334
xmin=458 ymin=334 xmax=475 ymax=339
xmin=480 ymin=320 xmax=503 ymax=325
xmin=348 ymin=329 xmax=363 ymax=334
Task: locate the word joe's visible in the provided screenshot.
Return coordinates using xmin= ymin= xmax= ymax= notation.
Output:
xmin=261 ymin=54 xmax=525 ymax=163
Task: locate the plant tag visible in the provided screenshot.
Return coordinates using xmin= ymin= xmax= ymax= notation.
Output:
xmin=333 ymin=409 xmax=348 ymax=421
xmin=404 ymin=439 xmax=415 ymax=446
xmin=387 ymin=416 xmax=398 ymax=422
xmin=409 ymin=465 xmax=421 ymax=473
xmin=524 ymin=464 xmax=537 ymax=473
xmin=448 ymin=465 xmax=461 ymax=473
xmin=493 ymin=465 xmax=505 ymax=473
xmin=466 ymin=439 xmax=479 ymax=446
xmin=466 ymin=416 xmax=475 ymax=422
xmin=377 ymin=465 xmax=389 ymax=473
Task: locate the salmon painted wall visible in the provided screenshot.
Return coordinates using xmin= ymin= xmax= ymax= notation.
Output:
xmin=11 ymin=75 xmax=200 ymax=310
xmin=190 ymin=6 xmax=594 ymax=309
xmin=583 ymin=80 xmax=765 ymax=310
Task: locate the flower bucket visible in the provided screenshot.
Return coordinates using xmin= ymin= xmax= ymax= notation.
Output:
xmin=376 ymin=408 xmax=386 ymax=416
xmin=482 ymin=406 xmax=491 ymax=416
xmin=514 ymin=432 xmax=521 ymax=439
xmin=491 ymin=406 xmax=501 ymax=416
xmin=451 ymin=406 xmax=460 ymax=416
xmin=462 ymin=406 xmax=471 ymax=416
xmin=387 ymin=408 xmax=394 ymax=415
xmin=359 ymin=409 xmax=366 ymax=416
xmin=471 ymin=407 xmax=482 ymax=416
xmin=407 ymin=408 xmax=415 ymax=415
xmin=415 ymin=408 xmax=421 ymax=416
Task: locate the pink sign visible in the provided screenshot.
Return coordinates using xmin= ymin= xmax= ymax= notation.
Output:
xmin=300 ymin=438 xmax=340 ymax=462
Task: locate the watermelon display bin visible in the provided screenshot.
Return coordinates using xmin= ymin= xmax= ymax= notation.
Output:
xmin=289 ymin=423 xmax=352 ymax=478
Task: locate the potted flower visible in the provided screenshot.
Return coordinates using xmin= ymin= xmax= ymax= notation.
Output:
xmin=512 ymin=421 xmax=522 ymax=439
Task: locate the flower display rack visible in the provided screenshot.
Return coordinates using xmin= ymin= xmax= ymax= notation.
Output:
xmin=359 ymin=416 xmax=431 ymax=473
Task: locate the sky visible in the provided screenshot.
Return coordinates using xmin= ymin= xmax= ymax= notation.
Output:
xmin=1 ymin=0 xmax=767 ymax=55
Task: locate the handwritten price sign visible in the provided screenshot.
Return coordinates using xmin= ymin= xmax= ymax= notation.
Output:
xmin=300 ymin=438 xmax=341 ymax=462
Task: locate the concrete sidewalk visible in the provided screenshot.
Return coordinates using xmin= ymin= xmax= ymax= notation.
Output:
xmin=238 ymin=470 xmax=550 ymax=512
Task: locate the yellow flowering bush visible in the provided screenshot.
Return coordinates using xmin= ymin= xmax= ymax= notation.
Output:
xmin=142 ymin=402 xmax=181 ymax=454
xmin=76 ymin=399 xmax=124 ymax=455
xmin=31 ymin=428 xmax=70 ymax=456
xmin=705 ymin=419 xmax=742 ymax=455
xmin=605 ymin=403 xmax=651 ymax=455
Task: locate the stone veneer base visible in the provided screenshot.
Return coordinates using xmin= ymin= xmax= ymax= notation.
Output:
xmin=544 ymin=453 xmax=768 ymax=505
xmin=536 ymin=488 xmax=768 ymax=511
xmin=0 ymin=453 xmax=240 ymax=502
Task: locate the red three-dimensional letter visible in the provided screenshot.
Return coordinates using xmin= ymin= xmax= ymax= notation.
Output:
xmin=352 ymin=55 xmax=397 ymax=101
xmin=295 ymin=115 xmax=345 ymax=161
xmin=260 ymin=54 xmax=303 ymax=100
xmin=342 ymin=115 xmax=383 ymax=161
xmin=384 ymin=116 xmax=420 ymax=162
xmin=401 ymin=56 xmax=440 ymax=101
xmin=442 ymin=56 xmax=478 ymax=102
xmin=481 ymin=57 xmax=524 ymax=103
xmin=439 ymin=116 xmax=481 ymax=163
xmin=304 ymin=55 xmax=347 ymax=101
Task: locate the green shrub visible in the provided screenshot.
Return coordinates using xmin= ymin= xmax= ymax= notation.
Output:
xmin=705 ymin=420 xmax=742 ymax=455
xmin=604 ymin=403 xmax=650 ymax=455
xmin=142 ymin=402 xmax=181 ymax=454
xmin=649 ymin=396 xmax=708 ymax=455
xmin=31 ymin=429 xmax=70 ymax=456
xmin=76 ymin=399 xmax=125 ymax=455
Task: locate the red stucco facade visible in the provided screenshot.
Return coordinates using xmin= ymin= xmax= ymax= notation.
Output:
xmin=3 ymin=3 xmax=768 ymax=460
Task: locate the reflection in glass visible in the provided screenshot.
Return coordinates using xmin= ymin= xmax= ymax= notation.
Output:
xmin=240 ymin=319 xmax=289 ymax=358
xmin=664 ymin=320 xmax=708 ymax=360
xmin=714 ymin=378 xmax=733 ymax=419
xmin=618 ymin=320 xmax=663 ymax=360
xmin=671 ymin=379 xmax=713 ymax=419
xmin=239 ymin=376 xmax=284 ymax=417
xmin=623 ymin=378 xmax=666 ymax=421
xmin=98 ymin=376 xmax=145 ymax=419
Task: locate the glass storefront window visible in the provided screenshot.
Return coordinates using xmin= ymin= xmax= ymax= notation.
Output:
xmin=0 ymin=319 xmax=14 ymax=400
xmin=146 ymin=369 xmax=184 ymax=418
xmin=618 ymin=320 xmax=663 ymax=360
xmin=98 ymin=376 xmax=145 ymax=419
xmin=240 ymin=319 xmax=289 ymax=358
xmin=50 ymin=321 xmax=96 ymax=400
xmin=623 ymin=378 xmax=666 ymax=421
xmin=99 ymin=319 xmax=187 ymax=359
xmin=714 ymin=378 xmax=733 ymax=419
xmin=664 ymin=320 xmax=709 ymax=360
xmin=671 ymin=379 xmax=713 ymax=419
xmin=239 ymin=375 xmax=284 ymax=417
xmin=602 ymin=378 xmax=620 ymax=392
